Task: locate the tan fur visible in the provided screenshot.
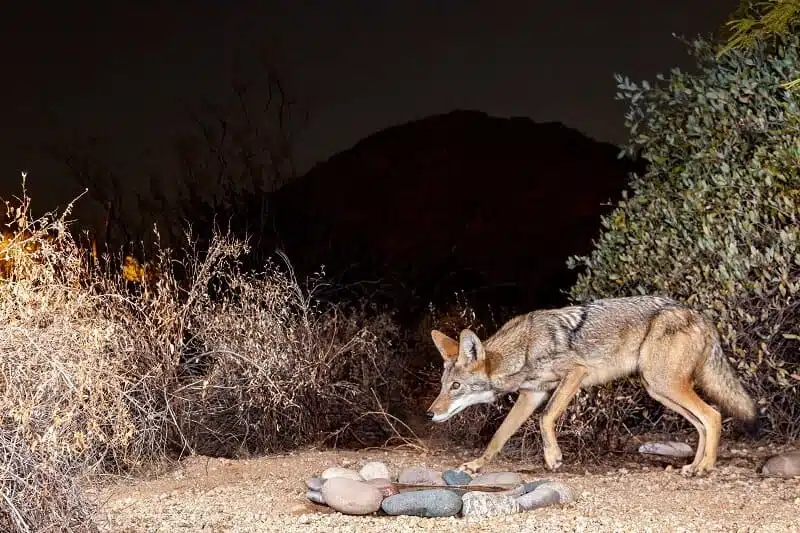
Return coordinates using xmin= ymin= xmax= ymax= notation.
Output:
xmin=426 ymin=295 xmax=758 ymax=476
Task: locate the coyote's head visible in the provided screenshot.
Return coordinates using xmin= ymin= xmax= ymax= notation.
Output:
xmin=426 ymin=329 xmax=496 ymax=423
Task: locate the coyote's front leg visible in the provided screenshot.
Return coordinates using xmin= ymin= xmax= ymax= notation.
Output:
xmin=539 ymin=366 xmax=586 ymax=470
xmin=459 ymin=390 xmax=548 ymax=474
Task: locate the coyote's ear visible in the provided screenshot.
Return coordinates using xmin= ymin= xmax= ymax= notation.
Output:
xmin=431 ymin=330 xmax=459 ymax=361
xmin=458 ymin=329 xmax=485 ymax=364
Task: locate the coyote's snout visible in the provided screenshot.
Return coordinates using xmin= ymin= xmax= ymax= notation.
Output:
xmin=426 ymin=295 xmax=759 ymax=476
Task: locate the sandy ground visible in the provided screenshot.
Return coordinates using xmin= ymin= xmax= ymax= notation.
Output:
xmin=87 ymin=439 xmax=800 ymax=533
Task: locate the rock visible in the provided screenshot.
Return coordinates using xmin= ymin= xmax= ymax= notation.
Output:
xmin=365 ymin=478 xmax=399 ymax=498
xmin=461 ymin=491 xmax=520 ymax=518
xmin=320 ymin=467 xmax=363 ymax=481
xmin=762 ymin=450 xmax=800 ymax=477
xmin=381 ymin=489 xmax=462 ymax=517
xmin=535 ymin=481 xmax=580 ymax=504
xmin=498 ymin=484 xmax=527 ymax=497
xmin=397 ymin=467 xmax=445 ymax=486
xmin=305 ymin=476 xmax=326 ymax=491
xmin=516 ymin=481 xmax=580 ymax=511
xmin=305 ymin=489 xmax=326 ymax=505
xmin=521 ymin=480 xmax=551 ymax=493
xmin=516 ymin=486 xmax=561 ymax=511
xmin=442 ymin=469 xmax=472 ymax=486
xmin=638 ymin=441 xmax=694 ymax=458
xmin=359 ymin=461 xmax=391 ymax=481
xmin=320 ymin=478 xmax=383 ymax=515
xmin=469 ymin=471 xmax=523 ymax=487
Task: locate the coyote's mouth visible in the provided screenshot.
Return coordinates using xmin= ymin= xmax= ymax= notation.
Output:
xmin=429 ymin=391 xmax=497 ymax=423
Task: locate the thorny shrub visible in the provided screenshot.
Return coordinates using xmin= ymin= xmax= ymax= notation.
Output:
xmin=172 ymin=251 xmax=404 ymax=456
xmin=568 ymin=35 xmax=800 ymax=441
xmin=0 ymin=177 xmax=402 ymax=532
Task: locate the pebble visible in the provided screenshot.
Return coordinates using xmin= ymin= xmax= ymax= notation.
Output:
xmin=638 ymin=441 xmax=694 ymax=458
xmin=320 ymin=467 xmax=363 ymax=481
xmin=442 ymin=469 xmax=472 ymax=486
xmin=320 ymin=478 xmax=383 ymax=515
xmin=359 ymin=461 xmax=391 ymax=481
xmin=365 ymin=478 xmax=399 ymax=498
xmin=762 ymin=450 xmax=800 ymax=477
xmin=305 ymin=490 xmax=326 ymax=505
xmin=305 ymin=476 xmax=326 ymax=491
xmin=381 ymin=489 xmax=462 ymax=517
xmin=461 ymin=491 xmax=520 ymax=518
xmin=397 ymin=467 xmax=445 ymax=486
xmin=469 ymin=472 xmax=523 ymax=487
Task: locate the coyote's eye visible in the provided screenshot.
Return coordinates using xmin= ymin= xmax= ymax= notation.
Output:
xmin=450 ymin=381 xmax=461 ymax=390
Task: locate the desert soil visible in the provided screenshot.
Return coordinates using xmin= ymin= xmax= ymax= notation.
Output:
xmin=88 ymin=439 xmax=799 ymax=533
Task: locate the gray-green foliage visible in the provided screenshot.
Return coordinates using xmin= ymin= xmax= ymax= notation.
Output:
xmin=568 ymin=36 xmax=800 ymax=437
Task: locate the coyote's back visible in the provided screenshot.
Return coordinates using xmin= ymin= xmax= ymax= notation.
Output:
xmin=545 ymin=296 xmax=757 ymax=426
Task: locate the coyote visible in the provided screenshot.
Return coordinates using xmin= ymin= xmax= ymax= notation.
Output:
xmin=425 ymin=295 xmax=758 ymax=476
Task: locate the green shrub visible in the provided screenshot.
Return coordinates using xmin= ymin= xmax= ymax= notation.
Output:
xmin=567 ymin=35 xmax=800 ymax=439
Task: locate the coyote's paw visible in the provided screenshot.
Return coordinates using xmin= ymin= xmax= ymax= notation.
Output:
xmin=544 ymin=447 xmax=563 ymax=471
xmin=681 ymin=463 xmax=712 ymax=477
xmin=459 ymin=457 xmax=486 ymax=475
xmin=680 ymin=464 xmax=698 ymax=477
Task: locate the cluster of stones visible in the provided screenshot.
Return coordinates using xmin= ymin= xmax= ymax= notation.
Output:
xmin=304 ymin=461 xmax=580 ymax=518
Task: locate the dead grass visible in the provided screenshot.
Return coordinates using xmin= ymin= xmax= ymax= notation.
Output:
xmin=0 ymin=177 xmax=403 ymax=532
xmin=169 ymin=248 xmax=403 ymax=456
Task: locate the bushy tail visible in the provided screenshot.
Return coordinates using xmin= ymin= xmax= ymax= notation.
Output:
xmin=695 ymin=340 xmax=759 ymax=436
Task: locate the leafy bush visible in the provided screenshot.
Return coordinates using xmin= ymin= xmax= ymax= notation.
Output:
xmin=568 ymin=35 xmax=800 ymax=438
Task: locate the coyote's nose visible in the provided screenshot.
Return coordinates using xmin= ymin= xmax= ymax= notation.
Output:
xmin=425 ymin=411 xmax=434 ymax=420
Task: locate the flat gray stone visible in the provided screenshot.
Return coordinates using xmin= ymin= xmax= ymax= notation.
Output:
xmin=442 ymin=469 xmax=472 ymax=486
xmin=469 ymin=471 xmax=523 ymax=487
xmin=381 ymin=489 xmax=462 ymax=517
xmin=638 ymin=441 xmax=694 ymax=458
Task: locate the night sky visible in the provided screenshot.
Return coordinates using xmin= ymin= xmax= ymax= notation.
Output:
xmin=1 ymin=1 xmax=737 ymax=210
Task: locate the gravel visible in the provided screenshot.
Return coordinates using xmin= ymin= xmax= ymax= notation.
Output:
xmin=88 ymin=443 xmax=800 ymax=532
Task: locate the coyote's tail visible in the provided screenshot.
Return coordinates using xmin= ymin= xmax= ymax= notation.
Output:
xmin=695 ymin=337 xmax=759 ymax=436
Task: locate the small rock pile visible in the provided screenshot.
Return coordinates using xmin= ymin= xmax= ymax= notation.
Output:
xmin=304 ymin=461 xmax=581 ymax=518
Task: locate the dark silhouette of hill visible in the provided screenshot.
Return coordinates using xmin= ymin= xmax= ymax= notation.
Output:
xmin=265 ymin=110 xmax=640 ymax=320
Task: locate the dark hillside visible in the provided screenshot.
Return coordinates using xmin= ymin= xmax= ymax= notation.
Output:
xmin=266 ymin=110 xmax=639 ymax=319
